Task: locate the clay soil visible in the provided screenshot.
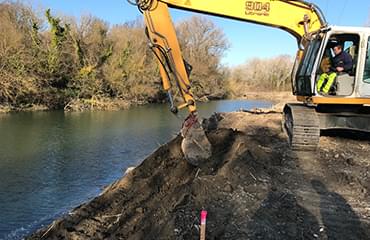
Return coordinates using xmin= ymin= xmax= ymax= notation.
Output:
xmin=28 ymin=111 xmax=370 ymax=240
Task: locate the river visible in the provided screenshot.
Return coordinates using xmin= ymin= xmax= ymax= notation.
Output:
xmin=0 ymin=100 xmax=271 ymax=239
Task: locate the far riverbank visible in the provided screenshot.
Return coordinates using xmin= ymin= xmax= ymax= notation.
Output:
xmin=0 ymin=91 xmax=294 ymax=114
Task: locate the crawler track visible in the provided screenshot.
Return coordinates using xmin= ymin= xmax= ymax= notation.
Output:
xmin=283 ymin=103 xmax=320 ymax=151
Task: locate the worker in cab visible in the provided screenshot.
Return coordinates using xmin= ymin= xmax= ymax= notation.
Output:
xmin=317 ymin=43 xmax=353 ymax=95
xmin=331 ymin=43 xmax=353 ymax=73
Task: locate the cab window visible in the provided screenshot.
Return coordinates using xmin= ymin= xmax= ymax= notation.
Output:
xmin=363 ymin=36 xmax=370 ymax=83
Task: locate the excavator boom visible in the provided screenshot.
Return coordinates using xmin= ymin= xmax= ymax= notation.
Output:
xmin=155 ymin=0 xmax=326 ymax=42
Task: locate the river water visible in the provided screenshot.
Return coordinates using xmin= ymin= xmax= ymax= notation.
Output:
xmin=0 ymin=100 xmax=271 ymax=239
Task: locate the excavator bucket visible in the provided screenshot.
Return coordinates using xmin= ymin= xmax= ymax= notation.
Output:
xmin=181 ymin=114 xmax=212 ymax=166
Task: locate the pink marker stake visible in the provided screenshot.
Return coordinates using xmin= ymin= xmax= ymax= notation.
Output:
xmin=200 ymin=210 xmax=207 ymax=240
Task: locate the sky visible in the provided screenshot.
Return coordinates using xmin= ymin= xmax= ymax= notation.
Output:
xmin=30 ymin=0 xmax=370 ymax=66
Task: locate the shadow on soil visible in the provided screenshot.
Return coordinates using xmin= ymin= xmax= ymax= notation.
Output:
xmin=247 ymin=191 xmax=321 ymax=240
xmin=246 ymin=125 xmax=369 ymax=240
xmin=311 ymin=179 xmax=370 ymax=240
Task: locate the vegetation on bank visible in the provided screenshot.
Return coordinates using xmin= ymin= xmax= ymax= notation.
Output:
xmin=0 ymin=1 xmax=293 ymax=112
xmin=227 ymin=55 xmax=293 ymax=98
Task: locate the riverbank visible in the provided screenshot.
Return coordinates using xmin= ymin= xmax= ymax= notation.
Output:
xmin=241 ymin=91 xmax=295 ymax=102
xmin=0 ymin=104 xmax=49 ymax=113
xmin=0 ymin=98 xmax=133 ymax=113
xmin=239 ymin=91 xmax=296 ymax=112
xmin=0 ymin=91 xmax=292 ymax=113
xmin=27 ymin=105 xmax=370 ymax=239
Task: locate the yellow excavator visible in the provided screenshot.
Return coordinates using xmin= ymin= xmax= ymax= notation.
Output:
xmin=128 ymin=0 xmax=370 ymax=164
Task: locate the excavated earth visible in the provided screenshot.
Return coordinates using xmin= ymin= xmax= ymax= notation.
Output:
xmin=28 ymin=111 xmax=370 ymax=240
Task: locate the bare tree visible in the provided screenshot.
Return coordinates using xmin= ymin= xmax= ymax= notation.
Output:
xmin=0 ymin=2 xmax=41 ymax=106
xmin=227 ymin=55 xmax=293 ymax=97
xmin=176 ymin=16 xmax=230 ymax=98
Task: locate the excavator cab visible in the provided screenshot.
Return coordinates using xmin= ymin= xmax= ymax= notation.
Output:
xmin=292 ymin=33 xmax=355 ymax=97
xmin=284 ymin=27 xmax=370 ymax=150
xmin=293 ymin=27 xmax=369 ymax=100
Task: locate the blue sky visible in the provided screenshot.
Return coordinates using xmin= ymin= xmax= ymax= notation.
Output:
xmin=31 ymin=0 xmax=370 ymax=66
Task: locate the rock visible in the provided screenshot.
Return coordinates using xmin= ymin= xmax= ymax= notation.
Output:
xmin=136 ymin=207 xmax=144 ymax=214
xmin=125 ymin=167 xmax=136 ymax=174
xmin=224 ymin=184 xmax=233 ymax=193
xmin=346 ymin=158 xmax=355 ymax=166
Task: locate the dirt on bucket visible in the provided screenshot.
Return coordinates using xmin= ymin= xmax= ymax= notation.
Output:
xmin=27 ymin=111 xmax=370 ymax=240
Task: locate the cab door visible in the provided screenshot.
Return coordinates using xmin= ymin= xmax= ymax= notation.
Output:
xmin=358 ymin=34 xmax=370 ymax=97
xmin=293 ymin=35 xmax=323 ymax=96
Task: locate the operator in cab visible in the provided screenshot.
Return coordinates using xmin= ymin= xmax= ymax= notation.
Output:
xmin=331 ymin=43 xmax=353 ymax=73
xmin=317 ymin=42 xmax=353 ymax=95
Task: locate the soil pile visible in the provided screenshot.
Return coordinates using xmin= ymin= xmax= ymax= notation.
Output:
xmin=28 ymin=112 xmax=370 ymax=239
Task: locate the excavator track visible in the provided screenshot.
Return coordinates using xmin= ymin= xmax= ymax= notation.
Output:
xmin=283 ymin=103 xmax=320 ymax=151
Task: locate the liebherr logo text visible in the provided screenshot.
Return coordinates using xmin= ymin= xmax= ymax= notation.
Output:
xmin=245 ymin=1 xmax=270 ymax=16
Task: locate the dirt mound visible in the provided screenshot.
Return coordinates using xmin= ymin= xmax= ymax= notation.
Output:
xmin=27 ymin=112 xmax=370 ymax=240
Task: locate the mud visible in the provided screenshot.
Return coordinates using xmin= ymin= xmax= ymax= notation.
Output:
xmin=27 ymin=111 xmax=370 ymax=240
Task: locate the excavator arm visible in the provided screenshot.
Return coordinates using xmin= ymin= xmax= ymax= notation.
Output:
xmin=130 ymin=0 xmax=327 ymax=114
xmin=128 ymin=0 xmax=327 ymax=165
